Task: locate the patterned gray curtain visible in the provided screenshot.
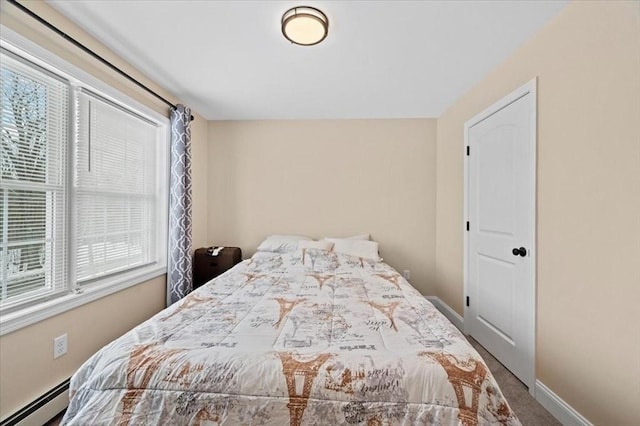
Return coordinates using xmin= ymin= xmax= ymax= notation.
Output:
xmin=167 ymin=105 xmax=193 ymax=305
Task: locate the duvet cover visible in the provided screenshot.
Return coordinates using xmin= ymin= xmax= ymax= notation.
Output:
xmin=63 ymin=248 xmax=520 ymax=425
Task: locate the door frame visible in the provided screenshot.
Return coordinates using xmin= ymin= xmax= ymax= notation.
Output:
xmin=463 ymin=78 xmax=537 ymax=396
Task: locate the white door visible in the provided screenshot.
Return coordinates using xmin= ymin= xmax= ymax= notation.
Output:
xmin=464 ymin=79 xmax=536 ymax=394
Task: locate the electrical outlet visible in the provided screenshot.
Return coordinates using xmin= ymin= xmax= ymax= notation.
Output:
xmin=402 ymin=270 xmax=411 ymax=280
xmin=53 ymin=334 xmax=67 ymax=359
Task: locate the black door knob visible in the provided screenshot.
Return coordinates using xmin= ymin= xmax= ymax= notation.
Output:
xmin=512 ymin=247 xmax=527 ymax=257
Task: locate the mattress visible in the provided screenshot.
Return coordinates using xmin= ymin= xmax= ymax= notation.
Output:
xmin=63 ymin=248 xmax=520 ymax=425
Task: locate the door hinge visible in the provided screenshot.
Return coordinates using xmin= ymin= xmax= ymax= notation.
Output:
xmin=466 ymin=146 xmax=470 ymax=156
xmin=466 ymin=296 xmax=470 ymax=307
xmin=466 ymin=221 xmax=469 ymax=231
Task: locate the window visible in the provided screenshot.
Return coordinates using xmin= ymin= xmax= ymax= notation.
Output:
xmin=75 ymin=90 xmax=159 ymax=283
xmin=0 ymin=31 xmax=168 ymax=331
xmin=1 ymin=49 xmax=68 ymax=310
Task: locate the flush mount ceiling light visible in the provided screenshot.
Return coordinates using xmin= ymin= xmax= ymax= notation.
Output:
xmin=281 ymin=6 xmax=329 ymax=46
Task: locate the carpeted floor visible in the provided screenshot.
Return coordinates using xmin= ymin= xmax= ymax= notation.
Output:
xmin=47 ymin=340 xmax=559 ymax=426
xmin=468 ymin=337 xmax=561 ymax=425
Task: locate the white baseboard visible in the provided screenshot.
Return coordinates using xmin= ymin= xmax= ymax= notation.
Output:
xmin=425 ymin=296 xmax=591 ymax=426
xmin=425 ymin=296 xmax=464 ymax=332
xmin=15 ymin=391 xmax=68 ymax=426
xmin=535 ymin=381 xmax=592 ymax=426
xmin=2 ymin=379 xmax=69 ymax=426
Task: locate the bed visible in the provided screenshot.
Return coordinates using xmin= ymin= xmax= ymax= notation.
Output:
xmin=62 ymin=241 xmax=520 ymax=425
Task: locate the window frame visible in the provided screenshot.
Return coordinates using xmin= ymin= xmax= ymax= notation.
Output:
xmin=0 ymin=26 xmax=170 ymax=336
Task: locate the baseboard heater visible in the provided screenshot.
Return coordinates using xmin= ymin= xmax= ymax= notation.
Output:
xmin=1 ymin=379 xmax=70 ymax=426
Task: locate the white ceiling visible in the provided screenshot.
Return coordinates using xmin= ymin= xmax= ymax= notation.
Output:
xmin=48 ymin=0 xmax=567 ymax=120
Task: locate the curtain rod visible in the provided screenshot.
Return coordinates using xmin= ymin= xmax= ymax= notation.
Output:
xmin=6 ymin=0 xmax=195 ymax=121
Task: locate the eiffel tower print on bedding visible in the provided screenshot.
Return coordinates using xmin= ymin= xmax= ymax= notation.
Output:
xmin=63 ymin=248 xmax=520 ymax=425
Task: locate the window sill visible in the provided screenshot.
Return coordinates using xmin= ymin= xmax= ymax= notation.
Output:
xmin=0 ymin=266 xmax=166 ymax=337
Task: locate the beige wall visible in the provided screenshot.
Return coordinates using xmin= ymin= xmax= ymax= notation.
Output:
xmin=208 ymin=119 xmax=437 ymax=295
xmin=191 ymin=115 xmax=210 ymax=251
xmin=435 ymin=1 xmax=640 ymax=424
xmin=0 ymin=1 xmax=209 ymax=419
xmin=0 ymin=276 xmax=165 ymax=417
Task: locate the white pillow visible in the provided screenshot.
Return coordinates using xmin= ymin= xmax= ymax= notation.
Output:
xmin=265 ymin=234 xmax=312 ymax=241
xmin=257 ymin=235 xmax=314 ymax=253
xmin=298 ymin=240 xmax=334 ymax=251
xmin=327 ymin=238 xmax=381 ymax=261
xmin=347 ymin=234 xmax=370 ymax=241
xmin=324 ymin=234 xmax=370 ymax=241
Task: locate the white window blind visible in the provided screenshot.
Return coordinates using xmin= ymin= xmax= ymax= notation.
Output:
xmin=75 ymin=90 xmax=159 ymax=283
xmin=0 ymin=49 xmax=69 ymax=310
xmin=0 ymin=32 xmax=168 ymax=330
